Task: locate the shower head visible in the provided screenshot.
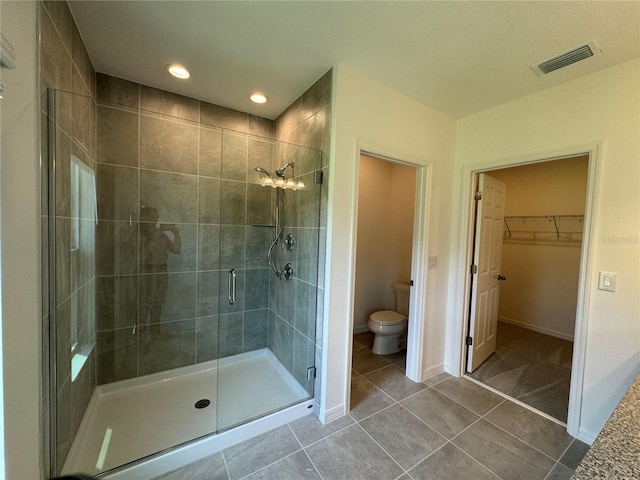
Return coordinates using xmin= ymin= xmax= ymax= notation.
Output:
xmin=254 ymin=167 xmax=271 ymax=177
xmin=275 ymin=161 xmax=295 ymax=178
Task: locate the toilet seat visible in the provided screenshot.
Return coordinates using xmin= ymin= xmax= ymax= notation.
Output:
xmin=369 ymin=310 xmax=406 ymax=326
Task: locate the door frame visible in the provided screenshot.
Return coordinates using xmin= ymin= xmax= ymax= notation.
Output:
xmin=451 ymin=143 xmax=601 ymax=438
xmin=347 ymin=147 xmax=431 ymax=395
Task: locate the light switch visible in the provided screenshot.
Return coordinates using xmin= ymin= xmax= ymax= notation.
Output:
xmin=428 ymin=256 xmax=437 ymax=269
xmin=598 ymin=271 xmax=617 ymax=292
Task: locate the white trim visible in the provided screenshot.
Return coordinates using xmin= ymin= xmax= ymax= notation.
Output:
xmin=567 ymin=143 xmax=601 ymax=439
xmin=353 ymin=324 xmax=369 ymax=334
xmin=349 ymin=146 xmax=431 ymax=387
xmin=449 ymin=142 xmax=602 ymax=439
xmin=322 ymin=403 xmax=347 ymax=424
xmin=406 ymin=161 xmax=431 ymax=382
xmin=422 ymin=363 xmax=444 ymax=381
xmin=577 ymin=427 xmax=598 ymax=446
xmin=497 ymin=316 xmax=574 ymax=342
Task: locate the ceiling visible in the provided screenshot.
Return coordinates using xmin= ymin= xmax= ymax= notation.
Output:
xmin=68 ymin=1 xmax=640 ymax=120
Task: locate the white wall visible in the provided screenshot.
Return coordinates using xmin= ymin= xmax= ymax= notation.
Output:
xmin=490 ymin=157 xmax=588 ymax=339
xmin=353 ymin=155 xmax=415 ymax=333
xmin=322 ymin=64 xmax=456 ymax=421
xmin=449 ymin=58 xmax=640 ymax=440
xmin=0 ymin=2 xmax=43 ymax=478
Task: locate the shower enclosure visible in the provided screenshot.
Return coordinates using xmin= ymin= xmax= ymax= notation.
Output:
xmin=46 ymin=86 xmax=323 ymax=477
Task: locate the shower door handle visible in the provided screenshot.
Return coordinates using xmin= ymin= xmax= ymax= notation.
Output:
xmin=228 ymin=268 xmax=236 ymax=305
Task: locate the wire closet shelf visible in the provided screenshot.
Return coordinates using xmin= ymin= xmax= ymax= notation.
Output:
xmin=503 ymin=215 xmax=584 ymax=243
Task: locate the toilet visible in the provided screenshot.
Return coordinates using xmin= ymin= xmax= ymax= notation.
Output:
xmin=368 ymin=283 xmax=410 ymax=355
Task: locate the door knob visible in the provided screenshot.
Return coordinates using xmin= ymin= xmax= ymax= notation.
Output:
xmin=497 ymin=275 xmax=506 ymax=281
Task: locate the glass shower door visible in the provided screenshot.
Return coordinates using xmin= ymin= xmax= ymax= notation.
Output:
xmin=48 ymin=86 xmax=322 ymax=476
xmin=216 ymin=140 xmax=322 ymax=430
xmin=47 ymin=88 xmax=99 ymax=477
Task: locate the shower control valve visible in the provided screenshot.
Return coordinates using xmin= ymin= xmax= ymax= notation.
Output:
xmin=284 ymin=233 xmax=295 ymax=250
xmin=283 ymin=263 xmax=294 ymax=280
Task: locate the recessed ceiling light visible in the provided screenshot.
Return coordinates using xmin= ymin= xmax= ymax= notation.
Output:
xmin=166 ymin=64 xmax=190 ymax=79
xmin=250 ymin=93 xmax=267 ymax=104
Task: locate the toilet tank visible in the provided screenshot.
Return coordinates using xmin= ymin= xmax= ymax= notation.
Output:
xmin=393 ymin=283 xmax=411 ymax=316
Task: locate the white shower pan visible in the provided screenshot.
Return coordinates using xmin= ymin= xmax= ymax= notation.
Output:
xmin=62 ymin=348 xmax=312 ymax=477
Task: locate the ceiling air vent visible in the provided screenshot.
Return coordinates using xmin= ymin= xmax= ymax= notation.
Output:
xmin=531 ymin=40 xmax=601 ymax=76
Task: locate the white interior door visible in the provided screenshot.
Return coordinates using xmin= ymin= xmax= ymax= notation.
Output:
xmin=466 ymin=173 xmax=506 ymax=373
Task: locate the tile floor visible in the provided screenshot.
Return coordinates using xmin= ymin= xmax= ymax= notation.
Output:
xmin=468 ymin=321 xmax=573 ymax=422
xmin=151 ymin=333 xmax=590 ymax=480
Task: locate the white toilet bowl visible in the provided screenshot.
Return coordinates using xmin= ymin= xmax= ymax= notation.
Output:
xmin=368 ymin=311 xmax=407 ymax=355
xmin=367 ymin=283 xmax=410 ymax=355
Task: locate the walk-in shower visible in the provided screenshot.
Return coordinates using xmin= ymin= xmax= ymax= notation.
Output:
xmin=46 ymin=81 xmax=324 ymax=477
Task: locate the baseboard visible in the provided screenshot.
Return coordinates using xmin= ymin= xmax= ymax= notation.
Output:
xmin=353 ymin=324 xmax=369 ymax=334
xmin=421 ymin=363 xmax=444 ymax=382
xmin=498 ymin=316 xmax=574 ymax=342
xmin=577 ymin=426 xmax=597 ymax=446
xmin=320 ymin=403 xmax=346 ymax=424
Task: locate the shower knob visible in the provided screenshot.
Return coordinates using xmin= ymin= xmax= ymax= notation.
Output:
xmin=283 ymin=263 xmax=294 ymax=280
xmin=284 ymin=233 xmax=295 ymax=250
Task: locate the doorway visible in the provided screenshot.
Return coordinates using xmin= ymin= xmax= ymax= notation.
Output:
xmin=464 ymin=155 xmax=589 ymax=424
xmin=350 ymin=153 xmax=419 ymax=383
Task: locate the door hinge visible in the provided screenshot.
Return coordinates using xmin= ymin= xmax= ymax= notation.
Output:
xmin=474 ymin=190 xmax=483 ymax=201
xmin=470 ymin=264 xmax=478 ymax=274
xmin=313 ymin=170 xmax=324 ymax=184
xmin=307 ymin=366 xmax=316 ymax=381
xmin=409 ymin=280 xmax=414 ymax=286
xmin=466 ymin=336 xmax=473 ymax=346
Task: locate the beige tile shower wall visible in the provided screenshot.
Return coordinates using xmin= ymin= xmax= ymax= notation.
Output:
xmin=40 ymin=0 xmax=98 ymax=474
xmin=273 ymin=70 xmax=333 ymax=403
xmin=95 ymin=74 xmax=275 ymax=385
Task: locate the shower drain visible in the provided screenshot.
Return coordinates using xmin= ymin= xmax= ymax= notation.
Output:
xmin=195 ymin=399 xmax=211 ymax=409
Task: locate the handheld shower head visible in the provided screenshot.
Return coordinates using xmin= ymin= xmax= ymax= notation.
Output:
xmin=254 ymin=167 xmax=271 ymax=176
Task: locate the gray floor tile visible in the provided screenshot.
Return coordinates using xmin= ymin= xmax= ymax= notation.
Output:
xmin=305 ymin=424 xmax=403 ymax=480
xmin=365 ymin=365 xmax=427 ymax=401
xmin=409 ymin=443 xmax=500 ymax=480
xmin=546 ymin=462 xmax=574 ymax=480
xmin=485 ymin=400 xmax=573 ymax=459
xmin=384 ymin=349 xmax=407 ymax=365
xmin=359 ymin=404 xmax=446 ymax=469
xmin=289 ymin=412 xmax=354 ymax=447
xmin=354 ymin=332 xmax=374 ymax=348
xmin=223 ymin=425 xmax=301 ymax=480
xmin=150 ymin=452 xmax=228 ymax=480
xmin=422 ymin=372 xmax=452 ymax=386
xmin=352 ymin=346 xmax=392 ymax=374
xmin=558 ymin=439 xmax=590 ymax=470
xmin=243 ymin=450 xmax=320 ymax=480
xmin=350 ymin=375 xmax=395 ymax=421
xmin=401 ymin=388 xmax=479 ymax=439
xmin=452 ymin=419 xmax=556 ymax=480
xmin=433 ymin=377 xmax=504 ymax=415
xmin=394 ymin=357 xmax=406 ymax=372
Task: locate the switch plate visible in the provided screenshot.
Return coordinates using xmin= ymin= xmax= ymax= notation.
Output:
xmin=428 ymin=256 xmax=437 ymax=269
xmin=598 ymin=271 xmax=617 ymax=292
